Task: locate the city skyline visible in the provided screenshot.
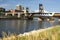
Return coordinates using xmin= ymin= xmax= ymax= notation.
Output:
xmin=0 ymin=0 xmax=60 ymax=12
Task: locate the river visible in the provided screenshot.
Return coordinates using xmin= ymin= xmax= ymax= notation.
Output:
xmin=0 ymin=18 xmax=60 ymax=37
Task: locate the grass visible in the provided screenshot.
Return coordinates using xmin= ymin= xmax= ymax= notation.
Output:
xmin=0 ymin=25 xmax=60 ymax=40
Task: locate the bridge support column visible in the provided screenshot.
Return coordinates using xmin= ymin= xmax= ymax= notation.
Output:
xmin=5 ymin=13 xmax=8 ymax=16
xmin=58 ymin=19 xmax=60 ymax=21
xmin=38 ymin=17 xmax=42 ymax=21
xmin=12 ymin=13 xmax=15 ymax=16
xmin=49 ymin=17 xmax=54 ymax=21
xmin=47 ymin=18 xmax=50 ymax=21
xmin=17 ymin=13 xmax=21 ymax=18
xmin=58 ymin=17 xmax=60 ymax=21
xmin=28 ymin=16 xmax=33 ymax=20
xmin=24 ymin=12 xmax=28 ymax=19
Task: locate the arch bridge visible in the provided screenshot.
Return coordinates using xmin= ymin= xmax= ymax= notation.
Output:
xmin=29 ymin=12 xmax=60 ymax=21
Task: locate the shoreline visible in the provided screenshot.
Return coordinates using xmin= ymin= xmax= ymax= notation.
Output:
xmin=18 ymin=25 xmax=59 ymax=36
xmin=0 ymin=25 xmax=60 ymax=40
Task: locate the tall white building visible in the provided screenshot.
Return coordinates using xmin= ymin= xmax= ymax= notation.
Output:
xmin=16 ymin=5 xmax=23 ymax=11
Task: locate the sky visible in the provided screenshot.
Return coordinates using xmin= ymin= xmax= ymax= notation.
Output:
xmin=0 ymin=0 xmax=60 ymax=12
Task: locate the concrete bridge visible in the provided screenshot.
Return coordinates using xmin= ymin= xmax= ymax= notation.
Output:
xmin=0 ymin=4 xmax=60 ymax=21
xmin=0 ymin=12 xmax=60 ymax=21
xmin=28 ymin=12 xmax=60 ymax=21
xmin=0 ymin=10 xmax=24 ymax=19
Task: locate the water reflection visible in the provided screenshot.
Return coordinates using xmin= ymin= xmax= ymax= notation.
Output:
xmin=38 ymin=21 xmax=54 ymax=29
xmin=0 ymin=18 xmax=60 ymax=37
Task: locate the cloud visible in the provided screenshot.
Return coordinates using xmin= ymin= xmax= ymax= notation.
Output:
xmin=0 ymin=4 xmax=9 ymax=7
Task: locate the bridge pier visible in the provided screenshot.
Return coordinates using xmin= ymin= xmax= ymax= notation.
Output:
xmin=27 ymin=16 xmax=33 ymax=20
xmin=38 ymin=17 xmax=54 ymax=21
xmin=38 ymin=17 xmax=48 ymax=21
xmin=17 ymin=13 xmax=21 ymax=18
xmin=24 ymin=7 xmax=32 ymax=19
xmin=46 ymin=17 xmax=54 ymax=21
xmin=12 ymin=13 xmax=15 ymax=16
xmin=58 ymin=19 xmax=60 ymax=21
xmin=46 ymin=18 xmax=49 ymax=21
xmin=58 ymin=17 xmax=60 ymax=21
xmin=38 ymin=18 xmax=42 ymax=21
xmin=5 ymin=13 xmax=8 ymax=16
xmin=38 ymin=17 xmax=42 ymax=21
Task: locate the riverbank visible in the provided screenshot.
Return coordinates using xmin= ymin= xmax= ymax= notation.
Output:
xmin=0 ymin=25 xmax=60 ymax=40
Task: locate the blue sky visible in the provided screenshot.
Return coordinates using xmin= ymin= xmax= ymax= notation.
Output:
xmin=0 ymin=0 xmax=60 ymax=12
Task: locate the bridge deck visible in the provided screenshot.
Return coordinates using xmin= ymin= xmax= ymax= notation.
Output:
xmin=1 ymin=12 xmax=60 ymax=18
xmin=29 ymin=12 xmax=60 ymax=17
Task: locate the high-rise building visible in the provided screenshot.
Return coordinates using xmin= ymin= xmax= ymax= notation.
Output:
xmin=39 ymin=4 xmax=44 ymax=13
xmin=16 ymin=5 xmax=23 ymax=11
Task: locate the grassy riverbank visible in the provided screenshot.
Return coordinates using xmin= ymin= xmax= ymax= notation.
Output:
xmin=0 ymin=25 xmax=60 ymax=40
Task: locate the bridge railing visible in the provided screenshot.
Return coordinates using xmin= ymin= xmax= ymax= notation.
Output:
xmin=31 ymin=13 xmax=54 ymax=17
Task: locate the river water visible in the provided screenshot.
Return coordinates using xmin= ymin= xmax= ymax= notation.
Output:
xmin=0 ymin=18 xmax=60 ymax=37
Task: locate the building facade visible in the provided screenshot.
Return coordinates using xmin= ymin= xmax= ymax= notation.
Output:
xmin=16 ymin=5 xmax=23 ymax=11
xmin=0 ymin=7 xmax=5 ymax=12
